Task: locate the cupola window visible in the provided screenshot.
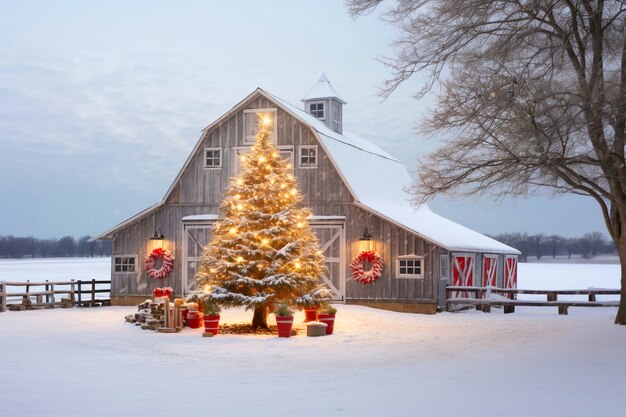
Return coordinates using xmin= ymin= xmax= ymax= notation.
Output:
xmin=309 ymin=102 xmax=325 ymax=119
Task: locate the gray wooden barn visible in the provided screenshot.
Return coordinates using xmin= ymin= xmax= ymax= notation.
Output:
xmin=92 ymin=75 xmax=520 ymax=312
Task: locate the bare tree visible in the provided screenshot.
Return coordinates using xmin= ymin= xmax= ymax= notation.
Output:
xmin=532 ymin=234 xmax=545 ymax=260
xmin=347 ymin=0 xmax=626 ymax=324
xmin=549 ymin=234 xmax=565 ymax=258
xmin=565 ymin=237 xmax=579 ymax=258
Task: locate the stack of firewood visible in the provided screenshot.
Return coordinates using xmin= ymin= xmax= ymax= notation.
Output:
xmin=124 ymin=299 xmax=184 ymax=333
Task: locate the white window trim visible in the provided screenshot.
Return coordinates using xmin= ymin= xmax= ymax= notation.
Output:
xmin=308 ymin=101 xmax=326 ymax=120
xmin=396 ymin=255 xmax=424 ymax=279
xmin=204 ymin=147 xmax=223 ymax=170
xmin=298 ymin=145 xmax=318 ymax=169
xmin=243 ymin=108 xmax=278 ymax=145
xmin=113 ymin=255 xmax=138 ymax=274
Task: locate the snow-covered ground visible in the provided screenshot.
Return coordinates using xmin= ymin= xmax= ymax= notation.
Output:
xmin=0 ymin=257 xmax=110 ymax=282
xmin=1 ymin=259 xmax=625 ymax=417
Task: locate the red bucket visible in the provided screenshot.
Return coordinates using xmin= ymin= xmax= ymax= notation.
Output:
xmin=317 ymin=314 xmax=335 ymax=335
xmin=303 ymin=308 xmax=318 ymax=322
xmin=187 ymin=311 xmax=202 ymax=329
xmin=276 ymin=316 xmax=294 ymax=338
xmin=203 ymin=315 xmax=220 ymax=335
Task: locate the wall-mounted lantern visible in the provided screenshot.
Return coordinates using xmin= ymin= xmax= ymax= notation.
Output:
xmin=148 ymin=228 xmax=165 ymax=252
xmin=358 ymin=227 xmax=373 ymax=253
xmin=150 ymin=229 xmax=165 ymax=241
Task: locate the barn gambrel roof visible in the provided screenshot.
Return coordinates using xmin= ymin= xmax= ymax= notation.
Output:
xmin=93 ymin=88 xmax=519 ymax=255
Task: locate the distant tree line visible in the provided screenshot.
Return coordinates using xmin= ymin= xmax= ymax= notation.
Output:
xmin=0 ymin=232 xmax=615 ymax=262
xmin=0 ymin=235 xmax=112 ymax=259
xmin=489 ymin=232 xmax=615 ymax=262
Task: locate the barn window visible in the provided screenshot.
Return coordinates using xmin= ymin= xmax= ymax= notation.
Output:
xmin=439 ymin=255 xmax=449 ymax=278
xmin=298 ymin=145 xmax=318 ymax=168
xmin=243 ymin=108 xmax=277 ymax=144
xmin=113 ymin=256 xmax=137 ymax=273
xmin=234 ymin=146 xmax=294 ymax=176
xmin=396 ymin=255 xmax=424 ymax=279
xmin=309 ymin=102 xmax=325 ymax=119
xmin=204 ymin=148 xmax=222 ymax=169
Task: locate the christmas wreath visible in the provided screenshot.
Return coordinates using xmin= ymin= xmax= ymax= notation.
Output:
xmin=350 ymin=250 xmax=383 ymax=284
xmin=144 ymin=248 xmax=174 ymax=279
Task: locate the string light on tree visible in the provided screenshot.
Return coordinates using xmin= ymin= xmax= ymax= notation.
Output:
xmin=196 ymin=116 xmax=329 ymax=330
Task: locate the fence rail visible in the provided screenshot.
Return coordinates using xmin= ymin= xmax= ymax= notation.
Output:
xmin=446 ymin=286 xmax=620 ymax=315
xmin=0 ymin=279 xmax=111 ymax=312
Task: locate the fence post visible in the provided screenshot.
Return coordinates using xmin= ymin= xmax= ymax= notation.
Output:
xmin=24 ymin=280 xmax=31 ymax=308
xmin=50 ymin=283 xmax=55 ymax=308
xmin=77 ymin=280 xmax=82 ymax=307
xmin=91 ymin=279 xmax=96 ymax=306
xmin=45 ymin=280 xmax=50 ymax=304
xmin=70 ymin=280 xmax=76 ymax=306
xmin=1 ymin=281 xmax=6 ymax=313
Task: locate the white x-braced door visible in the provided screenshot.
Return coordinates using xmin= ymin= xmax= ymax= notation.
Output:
xmin=182 ymin=221 xmax=346 ymax=300
xmin=182 ymin=223 xmax=215 ymax=294
xmin=311 ymin=223 xmax=346 ymax=301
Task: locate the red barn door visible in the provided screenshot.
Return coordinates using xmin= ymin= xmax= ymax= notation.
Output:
xmin=482 ymin=255 xmax=498 ymax=287
xmin=452 ymin=254 xmax=474 ymax=298
xmin=504 ymin=256 xmax=518 ymax=299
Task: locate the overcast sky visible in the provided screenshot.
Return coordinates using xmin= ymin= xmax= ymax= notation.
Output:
xmin=0 ymin=0 xmax=606 ymax=239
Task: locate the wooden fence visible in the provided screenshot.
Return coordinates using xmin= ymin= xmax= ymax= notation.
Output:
xmin=0 ymin=279 xmax=111 ymax=312
xmin=446 ymin=286 xmax=620 ymax=315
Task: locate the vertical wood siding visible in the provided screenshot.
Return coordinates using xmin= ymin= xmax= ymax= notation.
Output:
xmin=110 ymin=92 xmax=444 ymax=301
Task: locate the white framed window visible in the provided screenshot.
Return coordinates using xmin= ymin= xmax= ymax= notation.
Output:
xmin=204 ymin=148 xmax=222 ymax=169
xmin=396 ymin=255 xmax=424 ymax=279
xmin=309 ymin=102 xmax=325 ymax=119
xmin=332 ymin=101 xmax=341 ymax=123
xmin=298 ymin=145 xmax=318 ymax=168
xmin=439 ymin=254 xmax=449 ymax=278
xmin=233 ymin=146 xmax=294 ymax=176
xmin=113 ymin=255 xmax=137 ymax=273
xmin=243 ymin=108 xmax=277 ymax=144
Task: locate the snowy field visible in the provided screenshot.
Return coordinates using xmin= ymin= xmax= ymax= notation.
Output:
xmin=1 ymin=259 xmax=625 ymax=417
xmin=0 ymin=257 xmax=110 ymax=283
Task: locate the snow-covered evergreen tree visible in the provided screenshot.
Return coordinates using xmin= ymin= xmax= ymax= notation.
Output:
xmin=196 ymin=116 xmax=329 ymax=330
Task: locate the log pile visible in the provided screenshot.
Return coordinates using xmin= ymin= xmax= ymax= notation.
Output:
xmin=124 ymin=299 xmax=184 ymax=332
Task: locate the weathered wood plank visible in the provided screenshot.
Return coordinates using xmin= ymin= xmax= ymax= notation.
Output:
xmin=1 ymin=281 xmax=6 ymax=313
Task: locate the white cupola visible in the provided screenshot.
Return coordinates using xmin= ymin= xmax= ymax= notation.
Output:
xmin=302 ymin=74 xmax=346 ymax=134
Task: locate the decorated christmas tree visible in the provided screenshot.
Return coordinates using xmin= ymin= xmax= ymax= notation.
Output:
xmin=196 ymin=116 xmax=329 ymax=330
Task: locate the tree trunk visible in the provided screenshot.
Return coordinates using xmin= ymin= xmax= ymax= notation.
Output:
xmin=615 ymin=240 xmax=626 ymax=325
xmin=251 ymin=304 xmax=269 ymax=330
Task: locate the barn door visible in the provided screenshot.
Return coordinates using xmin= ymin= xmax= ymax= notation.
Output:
xmin=182 ymin=221 xmax=345 ymax=300
xmin=451 ymin=254 xmax=475 ymax=298
xmin=482 ymin=255 xmax=498 ymax=287
xmin=311 ymin=223 xmax=345 ymax=301
xmin=182 ymin=223 xmax=215 ymax=294
xmin=504 ymin=255 xmax=518 ymax=299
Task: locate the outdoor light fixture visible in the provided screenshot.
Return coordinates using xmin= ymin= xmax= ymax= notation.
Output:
xmin=150 ymin=229 xmax=165 ymax=241
xmin=358 ymin=227 xmax=373 ymax=252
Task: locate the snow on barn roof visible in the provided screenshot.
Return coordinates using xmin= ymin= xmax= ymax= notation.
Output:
xmin=266 ymin=90 xmax=519 ymax=255
xmin=302 ymin=74 xmax=347 ymax=104
xmin=92 ymin=85 xmax=518 ymax=254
